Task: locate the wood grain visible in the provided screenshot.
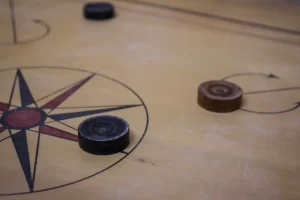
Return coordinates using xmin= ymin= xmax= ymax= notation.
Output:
xmin=0 ymin=0 xmax=300 ymax=199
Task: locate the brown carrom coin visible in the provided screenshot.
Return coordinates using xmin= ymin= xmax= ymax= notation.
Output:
xmin=197 ymin=80 xmax=243 ymax=113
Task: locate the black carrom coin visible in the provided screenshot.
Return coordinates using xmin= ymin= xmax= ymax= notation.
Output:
xmin=78 ymin=115 xmax=130 ymax=155
xmin=83 ymin=2 xmax=115 ymax=20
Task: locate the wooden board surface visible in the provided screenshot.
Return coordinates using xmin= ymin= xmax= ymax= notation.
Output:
xmin=0 ymin=0 xmax=300 ymax=199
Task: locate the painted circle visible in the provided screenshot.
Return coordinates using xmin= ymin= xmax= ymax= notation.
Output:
xmin=0 ymin=66 xmax=149 ymax=196
xmin=0 ymin=107 xmax=47 ymax=130
xmin=4 ymin=108 xmax=42 ymax=128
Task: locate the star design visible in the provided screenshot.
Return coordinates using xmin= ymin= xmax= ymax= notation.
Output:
xmin=0 ymin=69 xmax=141 ymax=192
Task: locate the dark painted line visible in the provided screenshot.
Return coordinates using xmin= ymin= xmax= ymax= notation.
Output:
xmin=31 ymin=128 xmax=41 ymax=191
xmin=9 ymin=0 xmax=17 ymax=43
xmin=35 ymin=80 xmax=80 ymax=104
xmin=27 ymin=129 xmax=39 ymax=133
xmin=53 ymin=105 xmax=140 ymax=109
xmin=0 ymin=135 xmax=10 ymax=143
xmin=244 ymin=87 xmax=300 ymax=95
xmin=44 ymin=120 xmax=55 ymax=124
xmin=8 ymin=69 xmax=18 ymax=108
xmin=120 ymin=6 xmax=300 ymax=48
xmin=42 ymin=74 xmax=95 ymax=110
xmin=222 ymin=73 xmax=278 ymax=80
xmin=39 ymin=74 xmax=95 ymax=115
xmin=0 ymin=19 xmax=51 ymax=46
xmin=48 ymin=104 xmax=142 ymax=121
xmin=16 ymin=19 xmax=51 ymax=45
xmin=7 ymin=104 xmax=18 ymax=108
xmin=120 ymin=151 xmax=129 ymax=155
xmin=240 ymin=103 xmax=300 ymax=114
xmin=53 ymin=120 xmax=78 ymax=132
xmin=116 ymin=0 xmax=300 ymax=36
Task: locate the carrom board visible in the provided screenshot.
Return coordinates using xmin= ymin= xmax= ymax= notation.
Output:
xmin=0 ymin=0 xmax=300 ymax=199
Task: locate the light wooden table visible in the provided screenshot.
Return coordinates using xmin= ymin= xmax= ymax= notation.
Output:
xmin=0 ymin=0 xmax=300 ymax=199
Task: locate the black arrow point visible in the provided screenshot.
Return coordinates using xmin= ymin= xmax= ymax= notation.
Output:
xmin=17 ymin=69 xmax=36 ymax=107
xmin=10 ymin=130 xmax=34 ymax=192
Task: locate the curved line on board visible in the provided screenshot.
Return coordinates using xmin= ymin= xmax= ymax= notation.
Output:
xmin=244 ymin=87 xmax=300 ymax=95
xmin=0 ymin=19 xmax=50 ymax=46
xmin=222 ymin=73 xmax=279 ymax=80
xmin=16 ymin=19 xmax=51 ymax=45
xmin=240 ymin=103 xmax=300 ymax=114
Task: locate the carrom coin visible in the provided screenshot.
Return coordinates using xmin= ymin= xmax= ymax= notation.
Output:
xmin=78 ymin=115 xmax=130 ymax=155
xmin=197 ymin=80 xmax=243 ymax=113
